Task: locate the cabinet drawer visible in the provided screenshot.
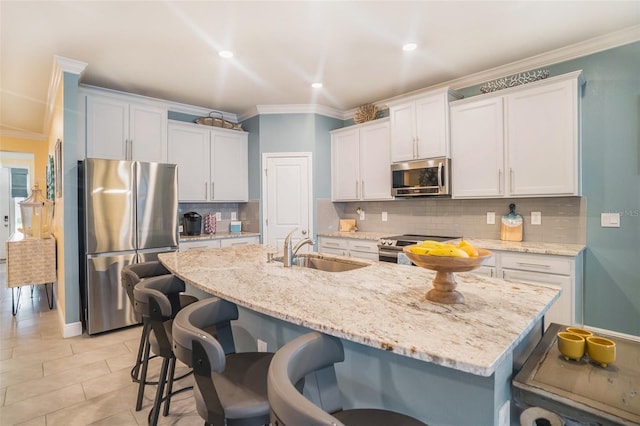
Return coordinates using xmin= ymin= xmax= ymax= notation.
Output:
xmin=319 ymin=237 xmax=349 ymax=250
xmin=501 ymin=269 xmax=571 ymax=286
xmin=347 ymin=240 xmax=378 ymax=254
xmin=179 ymin=240 xmax=221 ymax=250
xmin=220 ymin=236 xmax=259 ymax=247
xmin=501 ymin=253 xmax=571 ymax=276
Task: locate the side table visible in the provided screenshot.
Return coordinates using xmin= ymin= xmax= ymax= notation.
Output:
xmin=6 ymin=233 xmax=56 ymax=315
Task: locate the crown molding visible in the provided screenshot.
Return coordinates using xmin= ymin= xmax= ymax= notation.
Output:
xmin=377 ymin=25 xmax=640 ymax=108
xmin=0 ymin=128 xmax=47 ymax=141
xmin=240 ymin=104 xmax=345 ymax=121
xmin=43 ymin=56 xmax=88 ymax=136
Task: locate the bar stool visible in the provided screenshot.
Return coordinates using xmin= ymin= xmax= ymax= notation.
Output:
xmin=133 ymin=275 xmax=195 ymax=425
xmin=172 ymin=297 xmax=275 ymax=426
xmin=121 ymin=262 xmax=197 ymax=394
xmin=267 ymin=331 xmax=429 ymax=426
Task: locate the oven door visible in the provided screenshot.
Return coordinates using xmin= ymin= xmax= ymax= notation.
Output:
xmin=391 ymin=158 xmax=450 ymax=197
xmin=378 ymin=247 xmax=399 ymax=263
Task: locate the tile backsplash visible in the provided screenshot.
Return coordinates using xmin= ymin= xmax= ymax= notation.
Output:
xmin=318 ymin=197 xmax=586 ymax=244
xmin=178 ymin=201 xmax=260 ymax=234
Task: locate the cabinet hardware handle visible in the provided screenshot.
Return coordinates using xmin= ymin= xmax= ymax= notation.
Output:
xmin=413 ymin=138 xmax=417 ymax=159
xmin=325 ymin=242 xmax=339 ymax=247
xmin=355 ymin=181 xmax=359 ymax=199
xmin=510 ymin=168 xmax=514 ymax=192
xmin=498 ymin=169 xmax=502 ymax=193
xmin=211 ymin=182 xmax=215 ymax=199
xmin=204 ymin=182 xmax=207 ymax=199
xmin=129 ymin=140 xmax=133 ymax=160
xmin=490 ymin=269 xmax=494 ymax=277
xmin=353 ymin=245 xmax=370 ymax=250
xmin=515 ymin=262 xmax=552 ymax=269
xmin=360 ymin=181 xmax=364 ymax=199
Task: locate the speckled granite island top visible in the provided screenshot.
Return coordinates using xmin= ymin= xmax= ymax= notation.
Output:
xmin=159 ymin=245 xmax=560 ymax=377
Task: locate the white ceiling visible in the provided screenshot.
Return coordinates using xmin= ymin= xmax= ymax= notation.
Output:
xmin=1 ymin=1 xmax=639 ymax=138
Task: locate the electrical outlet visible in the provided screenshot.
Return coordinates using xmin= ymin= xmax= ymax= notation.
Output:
xmin=231 ymin=211 xmax=237 ymax=220
xmin=531 ymin=211 xmax=542 ymax=225
xmin=601 ymin=213 xmax=620 ymax=228
xmin=215 ymin=212 xmax=222 ymax=221
xmin=359 ymin=210 xmax=365 ymax=221
xmin=381 ymin=212 xmax=388 ymax=222
xmin=487 ymin=212 xmax=495 ymax=225
xmin=257 ymin=339 xmax=267 ymax=352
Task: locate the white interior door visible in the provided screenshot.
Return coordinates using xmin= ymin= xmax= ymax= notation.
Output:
xmin=0 ymin=168 xmax=12 ymax=259
xmin=263 ymin=153 xmax=312 ymax=251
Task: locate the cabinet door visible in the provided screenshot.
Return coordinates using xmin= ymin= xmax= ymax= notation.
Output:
xmin=501 ymin=269 xmax=573 ymax=327
xmin=331 ymin=128 xmax=360 ymax=201
xmin=86 ymin=95 xmax=128 ymax=160
xmin=389 ymin=102 xmax=416 ymax=162
xmin=506 ymin=79 xmax=579 ymax=196
xmin=450 ymin=98 xmax=505 ymax=198
xmin=415 ymin=92 xmax=449 ymax=159
xmin=359 ymin=121 xmax=392 ymax=200
xmin=168 ymin=123 xmax=209 ymax=201
xmin=129 ymin=103 xmax=167 ymax=163
xmin=210 ymin=130 xmax=248 ymax=202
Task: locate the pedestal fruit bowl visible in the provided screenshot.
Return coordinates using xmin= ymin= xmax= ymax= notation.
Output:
xmin=403 ymin=244 xmax=493 ymax=304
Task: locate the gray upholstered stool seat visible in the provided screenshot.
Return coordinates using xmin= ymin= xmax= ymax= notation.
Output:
xmin=172 ymin=297 xmax=274 ymax=426
xmin=267 ymin=331 xmax=428 ymax=426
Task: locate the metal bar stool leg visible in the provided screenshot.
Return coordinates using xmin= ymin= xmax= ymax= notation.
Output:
xmin=149 ymin=356 xmax=170 ymax=426
xmin=45 ymin=283 xmax=54 ymax=309
xmin=136 ymin=337 xmax=152 ymax=411
xmin=131 ymin=321 xmax=150 ymax=382
xmin=163 ymin=356 xmax=177 ymax=416
xmin=11 ymin=287 xmax=22 ymax=316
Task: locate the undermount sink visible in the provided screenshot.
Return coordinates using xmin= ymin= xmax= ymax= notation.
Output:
xmin=276 ymin=253 xmax=370 ymax=272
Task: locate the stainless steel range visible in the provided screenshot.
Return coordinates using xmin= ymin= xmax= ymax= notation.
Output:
xmin=378 ymin=234 xmax=459 ymax=263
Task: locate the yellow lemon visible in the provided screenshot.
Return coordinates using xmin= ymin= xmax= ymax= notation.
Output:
xmin=419 ymin=240 xmax=444 ymax=249
xmin=427 ymin=247 xmax=470 ymax=258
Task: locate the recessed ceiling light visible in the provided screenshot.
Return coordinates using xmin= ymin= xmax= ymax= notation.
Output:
xmin=219 ymin=50 xmax=234 ymax=59
xmin=402 ymin=43 xmax=417 ymax=52
xmin=311 ymin=82 xmax=323 ymax=89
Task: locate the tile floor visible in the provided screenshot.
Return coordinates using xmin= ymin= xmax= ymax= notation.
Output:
xmin=0 ymin=262 xmax=202 ymax=425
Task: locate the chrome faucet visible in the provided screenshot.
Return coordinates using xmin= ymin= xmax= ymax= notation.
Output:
xmin=283 ymin=228 xmax=315 ymax=267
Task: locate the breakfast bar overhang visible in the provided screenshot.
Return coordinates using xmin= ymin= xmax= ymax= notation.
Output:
xmin=159 ymin=244 xmax=560 ymax=425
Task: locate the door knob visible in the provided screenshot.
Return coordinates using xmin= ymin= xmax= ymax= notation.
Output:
xmin=301 ymin=229 xmax=307 ymax=235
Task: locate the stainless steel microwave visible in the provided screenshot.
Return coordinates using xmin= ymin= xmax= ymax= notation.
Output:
xmin=391 ymin=158 xmax=451 ymax=197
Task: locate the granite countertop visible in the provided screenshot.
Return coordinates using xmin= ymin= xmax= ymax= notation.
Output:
xmin=179 ymin=232 xmax=260 ymax=242
xmin=159 ymin=244 xmax=559 ymax=377
xmin=317 ymin=231 xmax=585 ymax=257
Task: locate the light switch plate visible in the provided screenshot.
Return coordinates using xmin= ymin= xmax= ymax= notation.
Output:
xmin=231 ymin=212 xmax=237 ymax=220
xmin=381 ymin=212 xmax=388 ymax=222
xmin=601 ymin=213 xmax=620 ymax=227
xmin=215 ymin=212 xmax=222 ymax=221
xmin=359 ymin=210 xmax=365 ymax=221
xmin=531 ymin=211 xmax=542 ymax=225
xmin=487 ymin=212 xmax=495 ymax=225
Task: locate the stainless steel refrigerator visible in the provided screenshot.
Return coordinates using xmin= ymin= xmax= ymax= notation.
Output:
xmin=79 ymin=158 xmax=178 ymax=335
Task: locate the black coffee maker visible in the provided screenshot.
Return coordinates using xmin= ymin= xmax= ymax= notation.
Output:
xmin=183 ymin=212 xmax=202 ymax=235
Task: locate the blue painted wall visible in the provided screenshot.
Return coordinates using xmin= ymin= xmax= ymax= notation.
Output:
xmin=63 ymin=72 xmax=81 ymax=324
xmin=244 ymin=113 xmax=343 ymax=238
xmin=457 ymin=42 xmax=640 ymax=336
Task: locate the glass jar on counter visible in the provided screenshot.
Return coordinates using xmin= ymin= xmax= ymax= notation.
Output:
xmin=19 ymin=183 xmax=53 ymax=239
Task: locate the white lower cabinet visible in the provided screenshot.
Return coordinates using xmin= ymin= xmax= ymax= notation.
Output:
xmin=179 ymin=239 xmax=221 ymax=251
xmin=318 ymin=237 xmax=379 ymax=261
xmin=483 ymin=251 xmax=583 ymax=328
xmin=220 ymin=236 xmax=260 ymax=247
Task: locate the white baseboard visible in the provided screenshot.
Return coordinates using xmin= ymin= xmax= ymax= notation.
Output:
xmin=56 ymin=298 xmax=83 ymax=338
xmin=584 ymin=325 xmax=640 ymax=342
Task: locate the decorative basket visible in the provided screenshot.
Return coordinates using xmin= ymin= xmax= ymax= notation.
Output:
xmin=480 ymin=69 xmax=550 ymax=94
xmin=195 ymin=111 xmax=243 ymax=131
xmin=354 ymin=104 xmax=378 ymax=124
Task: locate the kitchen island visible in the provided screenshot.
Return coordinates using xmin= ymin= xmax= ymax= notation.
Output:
xmin=159 ymin=244 xmax=560 ymax=425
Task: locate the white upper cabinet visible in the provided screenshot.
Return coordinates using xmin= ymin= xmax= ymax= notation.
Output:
xmin=85 ymin=93 xmax=167 ymax=162
xmin=168 ymin=121 xmax=248 ymax=202
xmin=331 ymin=119 xmax=393 ymax=201
xmin=451 ymin=71 xmax=583 ymax=199
xmin=388 ymin=88 xmax=462 ymax=162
